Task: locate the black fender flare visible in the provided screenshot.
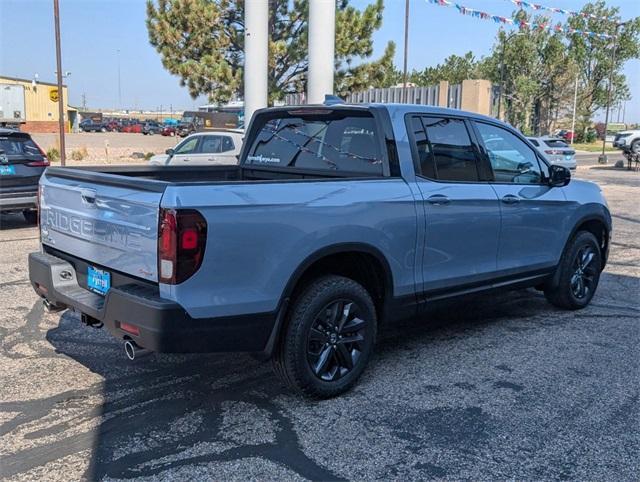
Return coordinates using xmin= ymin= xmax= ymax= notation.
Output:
xmin=257 ymin=242 xmax=394 ymax=359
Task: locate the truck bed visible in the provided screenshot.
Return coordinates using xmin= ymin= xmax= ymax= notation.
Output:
xmin=45 ymin=164 xmax=374 ymax=192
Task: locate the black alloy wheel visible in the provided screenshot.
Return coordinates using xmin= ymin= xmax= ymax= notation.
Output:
xmin=307 ymin=299 xmax=368 ymax=382
xmin=545 ymin=230 xmax=602 ymax=310
xmin=272 ymin=275 xmax=377 ymax=398
xmin=570 ymin=245 xmax=598 ymax=300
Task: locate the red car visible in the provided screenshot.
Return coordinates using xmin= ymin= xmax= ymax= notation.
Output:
xmin=121 ymin=121 xmax=143 ymax=134
xmin=161 ymin=126 xmax=177 ymax=136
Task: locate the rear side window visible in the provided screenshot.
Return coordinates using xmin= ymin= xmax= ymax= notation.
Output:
xmin=200 ymin=136 xmax=222 ymax=154
xmin=221 ymin=136 xmax=235 ymax=152
xmin=528 ymin=139 xmax=540 ymax=147
xmin=544 ymin=139 xmax=569 ymax=148
xmin=245 ymin=112 xmax=383 ymax=175
xmin=0 ymin=136 xmax=41 ymax=158
xmin=414 ymin=116 xmax=480 ymax=182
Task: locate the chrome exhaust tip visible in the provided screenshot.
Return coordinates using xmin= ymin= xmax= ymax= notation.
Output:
xmin=43 ymin=298 xmax=65 ymax=313
xmin=124 ymin=340 xmax=150 ymax=361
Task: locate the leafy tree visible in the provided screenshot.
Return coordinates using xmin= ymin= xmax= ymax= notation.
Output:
xmin=409 ymin=51 xmax=480 ymax=86
xmin=567 ymin=1 xmax=640 ymax=140
xmin=146 ymin=0 xmax=395 ymax=103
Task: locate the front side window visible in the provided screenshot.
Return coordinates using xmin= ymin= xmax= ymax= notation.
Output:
xmin=419 ymin=116 xmax=479 ymax=182
xmin=175 ymin=137 xmax=199 ymax=154
xmin=475 ymin=122 xmax=543 ymax=184
xmin=245 ymin=112 xmax=383 ymax=175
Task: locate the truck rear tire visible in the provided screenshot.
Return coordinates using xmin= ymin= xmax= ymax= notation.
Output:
xmin=272 ymin=275 xmax=377 ymax=398
xmin=544 ymin=231 xmax=602 ymax=310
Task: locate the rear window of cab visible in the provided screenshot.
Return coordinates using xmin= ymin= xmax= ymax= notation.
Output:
xmin=245 ymin=112 xmax=383 ymax=175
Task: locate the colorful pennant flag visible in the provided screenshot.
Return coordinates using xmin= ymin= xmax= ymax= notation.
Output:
xmin=507 ymin=0 xmax=616 ymax=23
xmin=426 ymin=0 xmax=613 ymax=39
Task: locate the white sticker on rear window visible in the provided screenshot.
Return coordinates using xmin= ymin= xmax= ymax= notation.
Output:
xmin=247 ymin=154 xmax=280 ymax=164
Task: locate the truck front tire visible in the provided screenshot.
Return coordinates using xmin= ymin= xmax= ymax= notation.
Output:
xmin=272 ymin=275 xmax=377 ymax=398
xmin=544 ymin=231 xmax=602 ymax=310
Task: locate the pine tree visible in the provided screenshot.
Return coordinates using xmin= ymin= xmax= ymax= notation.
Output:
xmin=146 ymin=0 xmax=395 ymax=103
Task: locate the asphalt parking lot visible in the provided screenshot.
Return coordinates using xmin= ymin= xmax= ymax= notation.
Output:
xmin=0 ymin=164 xmax=638 ymax=481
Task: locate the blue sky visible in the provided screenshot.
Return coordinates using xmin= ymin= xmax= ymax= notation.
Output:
xmin=1 ymin=0 xmax=638 ymax=121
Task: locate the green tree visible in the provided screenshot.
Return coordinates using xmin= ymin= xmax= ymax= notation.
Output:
xmin=146 ymin=0 xmax=395 ymax=103
xmin=409 ymin=51 xmax=480 ymax=86
xmin=567 ymin=1 xmax=640 ymax=140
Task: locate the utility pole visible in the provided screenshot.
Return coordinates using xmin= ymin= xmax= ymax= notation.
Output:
xmin=117 ymin=49 xmax=122 ymax=110
xmin=402 ymin=0 xmax=410 ymax=103
xmin=570 ymin=75 xmax=578 ymax=145
xmin=308 ymin=0 xmax=336 ymax=104
xmin=599 ymin=22 xmax=623 ymax=164
xmin=81 ymin=93 xmax=87 ymax=111
xmin=53 ymin=0 xmax=66 ymax=166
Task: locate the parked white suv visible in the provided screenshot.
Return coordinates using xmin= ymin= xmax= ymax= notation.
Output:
xmin=613 ymin=130 xmax=640 ymax=154
xmin=149 ymin=130 xmax=243 ymax=166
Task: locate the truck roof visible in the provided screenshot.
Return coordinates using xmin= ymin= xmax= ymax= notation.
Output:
xmin=262 ymin=103 xmax=510 ymax=129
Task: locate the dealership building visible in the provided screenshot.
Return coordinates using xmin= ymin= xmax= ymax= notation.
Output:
xmin=0 ymin=75 xmax=77 ymax=133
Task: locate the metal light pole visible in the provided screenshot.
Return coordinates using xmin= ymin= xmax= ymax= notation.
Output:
xmin=570 ymin=75 xmax=578 ymax=145
xmin=244 ymin=0 xmax=269 ymax=124
xmin=53 ymin=0 xmax=66 ymax=166
xmin=600 ymin=23 xmax=623 ymax=164
xmin=402 ymin=0 xmax=410 ymax=103
xmin=308 ymin=0 xmax=336 ymax=104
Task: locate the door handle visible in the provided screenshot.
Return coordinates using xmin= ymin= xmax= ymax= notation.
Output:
xmin=80 ymin=188 xmax=96 ymax=205
xmin=427 ymin=194 xmax=451 ymax=205
xmin=501 ymin=194 xmax=520 ymax=204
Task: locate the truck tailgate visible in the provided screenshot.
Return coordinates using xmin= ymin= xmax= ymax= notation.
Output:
xmin=39 ymin=170 xmax=164 ymax=282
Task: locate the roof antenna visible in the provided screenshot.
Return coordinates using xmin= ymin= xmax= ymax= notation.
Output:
xmin=323 ymin=95 xmax=344 ymax=106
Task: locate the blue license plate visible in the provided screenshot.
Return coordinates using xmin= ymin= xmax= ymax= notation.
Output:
xmin=87 ymin=266 xmax=111 ymax=295
xmin=0 ymin=165 xmax=16 ymax=175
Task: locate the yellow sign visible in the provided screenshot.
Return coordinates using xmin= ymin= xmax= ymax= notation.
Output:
xmin=49 ymin=88 xmax=59 ymax=102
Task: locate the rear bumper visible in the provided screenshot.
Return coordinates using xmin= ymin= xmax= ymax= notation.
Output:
xmin=28 ymin=251 xmax=276 ymax=353
xmin=0 ymin=189 xmax=37 ymax=210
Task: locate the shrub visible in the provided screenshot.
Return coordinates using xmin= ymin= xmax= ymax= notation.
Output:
xmin=46 ymin=147 xmax=60 ymax=162
xmin=70 ymin=146 xmax=89 ymax=161
xmin=144 ymin=152 xmax=155 ymax=160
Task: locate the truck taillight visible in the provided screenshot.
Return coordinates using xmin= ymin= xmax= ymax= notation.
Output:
xmin=158 ymin=208 xmax=207 ymax=284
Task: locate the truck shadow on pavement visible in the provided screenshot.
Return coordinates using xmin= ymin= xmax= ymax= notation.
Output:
xmin=1 ymin=272 xmax=638 ymax=480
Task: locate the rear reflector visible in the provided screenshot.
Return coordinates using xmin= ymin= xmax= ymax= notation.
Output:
xmin=119 ymin=322 xmax=140 ymax=336
xmin=158 ymin=208 xmax=207 ymax=284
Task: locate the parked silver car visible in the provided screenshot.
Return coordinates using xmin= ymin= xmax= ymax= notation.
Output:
xmin=527 ymin=137 xmax=576 ymax=170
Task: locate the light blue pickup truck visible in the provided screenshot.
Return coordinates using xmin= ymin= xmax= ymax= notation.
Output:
xmin=29 ymin=104 xmax=611 ymax=398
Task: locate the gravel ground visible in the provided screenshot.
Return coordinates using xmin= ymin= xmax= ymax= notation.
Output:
xmin=0 ymin=164 xmax=638 ymax=481
xmin=31 ymin=132 xmax=179 ymax=165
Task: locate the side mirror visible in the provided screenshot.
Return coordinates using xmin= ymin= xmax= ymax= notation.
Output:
xmin=165 ymin=148 xmax=174 ymax=156
xmin=549 ymin=164 xmax=571 ymax=187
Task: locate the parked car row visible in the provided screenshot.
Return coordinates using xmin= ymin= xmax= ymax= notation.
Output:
xmin=79 ymin=118 xmax=177 ymax=135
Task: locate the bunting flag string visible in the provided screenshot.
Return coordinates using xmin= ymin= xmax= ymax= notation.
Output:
xmin=506 ymin=0 xmax=616 ymax=23
xmin=426 ymin=0 xmax=612 ymax=39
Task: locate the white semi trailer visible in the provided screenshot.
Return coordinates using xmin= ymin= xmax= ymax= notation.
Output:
xmin=0 ymin=84 xmax=26 ymax=127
